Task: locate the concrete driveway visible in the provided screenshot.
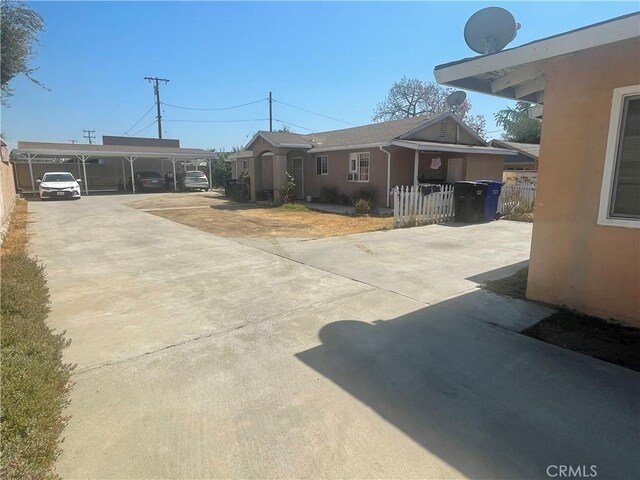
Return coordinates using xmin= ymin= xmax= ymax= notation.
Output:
xmin=28 ymin=194 xmax=639 ymax=479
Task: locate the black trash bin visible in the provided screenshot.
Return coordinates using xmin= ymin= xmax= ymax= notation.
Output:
xmin=477 ymin=180 xmax=503 ymax=221
xmin=418 ymin=183 xmax=442 ymax=196
xmin=454 ymin=181 xmax=487 ymax=223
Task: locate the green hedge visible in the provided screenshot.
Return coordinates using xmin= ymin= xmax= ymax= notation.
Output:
xmin=1 ymin=254 xmax=73 ymax=480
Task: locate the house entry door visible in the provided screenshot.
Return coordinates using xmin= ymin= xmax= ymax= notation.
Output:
xmin=447 ymin=158 xmax=464 ymax=183
xmin=287 ymin=157 xmax=304 ymax=199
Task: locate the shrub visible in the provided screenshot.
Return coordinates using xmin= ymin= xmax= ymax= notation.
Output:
xmin=337 ymin=193 xmax=351 ymax=206
xmin=1 ymin=254 xmax=74 ymax=480
xmin=354 ymin=198 xmax=372 ymax=215
xmin=279 ymin=173 xmax=297 ymax=203
xmin=319 ymin=187 xmax=338 ymax=204
xmin=351 ymin=188 xmax=377 ymax=207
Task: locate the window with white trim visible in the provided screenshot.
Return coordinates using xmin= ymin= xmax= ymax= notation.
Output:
xmin=316 ymin=155 xmax=328 ymax=175
xmin=349 ymin=152 xmax=370 ymax=182
xmin=242 ymin=159 xmax=248 ymax=172
xmin=598 ymin=85 xmax=640 ymax=227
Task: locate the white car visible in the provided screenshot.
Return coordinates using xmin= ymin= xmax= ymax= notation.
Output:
xmin=37 ymin=172 xmax=82 ymax=200
xmin=181 ymin=170 xmax=210 ymax=191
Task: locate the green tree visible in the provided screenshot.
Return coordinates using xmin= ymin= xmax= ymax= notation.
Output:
xmin=372 ymin=76 xmax=486 ymax=137
xmin=1 ymin=1 xmax=46 ymax=105
xmin=494 ymin=102 xmax=541 ymax=144
xmin=208 ymin=148 xmax=232 ymax=187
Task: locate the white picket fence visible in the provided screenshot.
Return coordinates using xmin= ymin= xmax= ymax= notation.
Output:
xmin=497 ymin=184 xmax=536 ymax=213
xmin=392 ymin=185 xmax=455 ymax=227
xmin=393 ymin=183 xmax=537 ymax=227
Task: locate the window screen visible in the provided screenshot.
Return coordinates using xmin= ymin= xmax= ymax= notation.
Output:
xmin=316 ymin=156 xmax=328 ymax=175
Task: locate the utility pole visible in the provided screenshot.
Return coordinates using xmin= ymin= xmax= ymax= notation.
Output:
xmin=145 ymin=76 xmax=170 ymax=139
xmin=68 ymin=139 xmax=78 ymax=144
xmin=269 ymin=91 xmax=273 ymax=132
xmin=82 ymin=130 xmax=95 ymax=144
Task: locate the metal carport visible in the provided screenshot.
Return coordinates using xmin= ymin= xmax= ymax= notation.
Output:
xmin=10 ymin=141 xmax=218 ymax=195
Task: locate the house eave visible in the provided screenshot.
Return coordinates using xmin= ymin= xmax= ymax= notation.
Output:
xmin=308 ymin=142 xmax=390 ymax=153
xmin=391 ymin=140 xmax=517 ymax=156
xmin=434 ymin=12 xmax=640 ymax=102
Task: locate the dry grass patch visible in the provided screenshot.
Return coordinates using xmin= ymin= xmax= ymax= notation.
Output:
xmin=1 ymin=199 xmax=29 ymax=256
xmin=127 ymin=191 xmax=230 ymax=210
xmin=151 ymin=205 xmax=393 ymax=238
xmin=1 ymin=199 xmax=74 ymax=479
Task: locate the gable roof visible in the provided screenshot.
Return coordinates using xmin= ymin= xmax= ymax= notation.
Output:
xmin=434 ymin=12 xmax=640 ymax=103
xmin=490 ymin=140 xmax=539 ymax=160
xmin=308 ymin=113 xmax=444 ymax=150
xmin=246 ymin=112 xmax=488 ymax=153
xmin=246 ymin=131 xmax=313 ymax=150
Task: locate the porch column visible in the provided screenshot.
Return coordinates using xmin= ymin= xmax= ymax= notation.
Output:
xmin=413 ymin=150 xmax=419 ymax=187
xmin=27 ymin=153 xmax=36 ymax=193
xmin=272 ymin=155 xmax=287 ymax=203
xmin=79 ymin=155 xmax=89 ymax=195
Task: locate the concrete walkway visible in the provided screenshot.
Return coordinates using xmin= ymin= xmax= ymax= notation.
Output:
xmin=26 ymin=195 xmax=639 ymax=479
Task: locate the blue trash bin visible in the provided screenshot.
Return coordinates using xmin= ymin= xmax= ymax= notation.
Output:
xmin=477 ymin=180 xmax=503 ymax=221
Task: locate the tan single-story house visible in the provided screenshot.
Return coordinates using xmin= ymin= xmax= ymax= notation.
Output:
xmin=226 ymin=112 xmax=516 ymax=207
xmin=435 ymin=12 xmax=640 ymax=326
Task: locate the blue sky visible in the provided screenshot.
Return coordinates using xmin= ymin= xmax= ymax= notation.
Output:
xmin=3 ymin=1 xmax=638 ymax=150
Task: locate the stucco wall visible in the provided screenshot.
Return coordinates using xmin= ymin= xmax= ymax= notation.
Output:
xmin=1 ymin=143 xmax=16 ymax=231
xmin=527 ymin=38 xmax=640 ymax=325
xmin=463 ymin=154 xmax=504 ymax=182
xmin=304 ymin=147 xmax=389 ymax=206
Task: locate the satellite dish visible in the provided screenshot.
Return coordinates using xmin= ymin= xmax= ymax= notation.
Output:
xmin=447 ymin=90 xmax=467 ymax=108
xmin=464 ymin=7 xmax=520 ymax=55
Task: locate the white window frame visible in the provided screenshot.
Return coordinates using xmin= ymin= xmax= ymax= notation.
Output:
xmin=316 ymin=155 xmax=328 ymax=175
xmin=598 ymin=84 xmax=640 ymax=229
xmin=349 ymin=152 xmax=370 ymax=182
xmin=242 ymin=159 xmax=248 ymax=172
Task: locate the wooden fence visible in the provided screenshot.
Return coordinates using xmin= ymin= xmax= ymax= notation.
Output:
xmin=497 ymin=184 xmax=536 ymax=213
xmin=393 ymin=183 xmax=537 ymax=228
xmin=393 ymin=185 xmax=455 ymax=227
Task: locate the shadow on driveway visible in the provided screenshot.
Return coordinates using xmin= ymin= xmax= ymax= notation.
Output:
xmin=296 ymin=290 xmax=640 ymax=479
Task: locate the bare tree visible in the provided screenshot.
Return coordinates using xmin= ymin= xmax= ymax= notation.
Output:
xmin=372 ymin=77 xmax=486 ymax=137
xmin=1 ymin=1 xmax=46 ymax=105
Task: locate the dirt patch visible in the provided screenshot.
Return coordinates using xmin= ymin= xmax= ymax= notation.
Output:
xmin=1 ymin=199 xmax=29 ymax=256
xmin=150 ymin=205 xmax=393 ymax=238
xmin=126 ymin=191 xmax=229 ymax=210
xmin=523 ymin=310 xmax=640 ymax=372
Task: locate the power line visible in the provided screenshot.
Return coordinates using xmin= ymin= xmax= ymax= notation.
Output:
xmin=244 ymin=102 xmax=268 ymax=141
xmin=273 ymin=99 xmax=357 ymax=126
xmin=160 ymin=98 xmax=267 ymax=111
xmin=144 ymin=76 xmax=170 ymax=139
xmin=82 ymin=129 xmax=96 ymax=144
xmin=165 ymin=118 xmax=269 ymax=124
xmin=122 ymin=103 xmax=156 ymax=135
xmin=273 ymin=118 xmax=315 ymax=132
xmin=131 ymin=119 xmax=157 ymax=137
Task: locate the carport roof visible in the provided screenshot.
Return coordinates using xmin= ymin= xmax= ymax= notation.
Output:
xmin=11 ymin=141 xmax=218 ymax=159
